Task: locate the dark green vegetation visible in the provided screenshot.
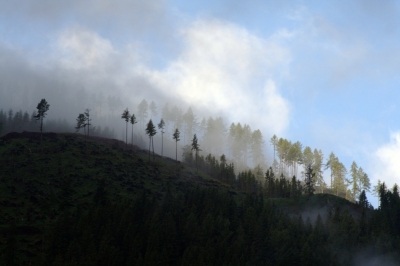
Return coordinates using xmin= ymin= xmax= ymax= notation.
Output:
xmin=1 ymin=132 xmax=400 ymax=265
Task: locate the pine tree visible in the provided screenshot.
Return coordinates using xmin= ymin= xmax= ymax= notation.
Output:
xmin=130 ymin=114 xmax=137 ymax=145
xmin=149 ymin=101 xmax=157 ymax=119
xmin=84 ymin=109 xmax=91 ymax=139
xmin=138 ymin=99 xmax=148 ymax=129
xmin=75 ymin=113 xmax=87 ymax=138
xmin=121 ymin=108 xmax=130 ymax=150
xmin=173 ymin=128 xmax=180 ymax=164
xmin=158 ymin=118 xmax=165 ymax=156
xmin=304 ymin=164 xmax=315 ymax=196
xmin=34 ymin=98 xmax=50 ymax=152
xmin=191 ymin=134 xmax=201 ymax=170
xmin=145 ymin=119 xmax=157 ymax=161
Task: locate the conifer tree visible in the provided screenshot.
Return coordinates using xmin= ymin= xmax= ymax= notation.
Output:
xmin=130 ymin=114 xmax=137 ymax=145
xmin=173 ymin=128 xmax=180 ymax=164
xmin=150 ymin=101 xmax=157 ymax=119
xmin=84 ymin=109 xmax=91 ymax=139
xmin=34 ymin=98 xmax=50 ymax=151
xmin=138 ymin=99 xmax=148 ymax=129
xmin=304 ymin=164 xmax=315 ymax=196
xmin=191 ymin=134 xmax=201 ymax=170
xmin=145 ymin=119 xmax=157 ymax=161
xmin=270 ymin=134 xmax=278 ymax=160
xmin=75 ymin=113 xmax=87 ymax=138
xmin=350 ymin=161 xmax=360 ymax=199
xmin=158 ymin=118 xmax=165 ymax=156
xmin=121 ymin=108 xmax=130 ymax=150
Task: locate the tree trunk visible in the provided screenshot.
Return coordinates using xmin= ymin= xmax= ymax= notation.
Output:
xmin=152 ymin=137 xmax=155 ymax=161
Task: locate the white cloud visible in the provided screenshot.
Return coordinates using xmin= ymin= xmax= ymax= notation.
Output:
xmin=57 ymin=27 xmax=117 ymax=70
xmin=374 ymin=132 xmax=400 ymax=187
xmin=146 ymin=19 xmax=291 ymax=135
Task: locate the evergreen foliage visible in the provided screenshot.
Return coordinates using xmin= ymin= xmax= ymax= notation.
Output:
xmin=1 ymin=132 xmax=400 ymax=265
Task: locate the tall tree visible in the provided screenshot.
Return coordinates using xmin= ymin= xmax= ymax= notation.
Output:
xmin=173 ymin=128 xmax=180 ymax=164
xmin=313 ymin=149 xmax=325 ymax=193
xmin=183 ymin=107 xmax=197 ymax=145
xmin=358 ymin=167 xmax=371 ymax=193
xmin=158 ymin=118 xmax=165 ymax=156
xmin=304 ymin=164 xmax=315 ymax=196
xmin=138 ymin=99 xmax=149 ymax=129
xmin=75 ymin=113 xmax=87 ymax=139
xmin=191 ymin=134 xmax=201 ymax=170
xmin=325 ymin=152 xmax=337 ymax=190
xmin=251 ymin=129 xmax=265 ymax=168
xmin=34 ymin=98 xmax=50 ymax=151
xmin=145 ymin=119 xmax=157 ymax=161
xmin=350 ymin=161 xmax=360 ymax=200
xmin=121 ymin=108 xmax=130 ymax=150
xmin=84 ymin=109 xmax=91 ymax=139
xmin=150 ymin=101 xmax=157 ymax=119
xmin=270 ymin=134 xmax=278 ymax=160
xmin=130 ymin=114 xmax=137 ymax=145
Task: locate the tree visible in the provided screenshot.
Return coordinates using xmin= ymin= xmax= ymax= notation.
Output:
xmin=313 ymin=149 xmax=325 ymax=193
xmin=251 ymin=129 xmax=265 ymax=168
xmin=138 ymin=99 xmax=149 ymax=129
xmin=191 ymin=134 xmax=201 ymax=170
xmin=130 ymin=114 xmax=137 ymax=145
xmin=145 ymin=119 xmax=157 ymax=161
xmin=350 ymin=161 xmax=360 ymax=200
xmin=325 ymin=152 xmax=337 ymax=190
xmin=270 ymin=134 xmax=278 ymax=161
xmin=304 ymin=164 xmax=315 ymax=196
xmin=150 ymin=101 xmax=157 ymax=119
xmin=158 ymin=118 xmax=165 ymax=156
xmin=75 ymin=113 xmax=87 ymax=138
xmin=173 ymin=128 xmax=180 ymax=164
xmin=84 ymin=109 xmax=91 ymax=139
xmin=183 ymin=107 xmax=197 ymax=145
xmin=34 ymin=98 xmax=50 ymax=151
xmin=358 ymin=168 xmax=371 ymax=193
xmin=121 ymin=108 xmax=130 ymax=150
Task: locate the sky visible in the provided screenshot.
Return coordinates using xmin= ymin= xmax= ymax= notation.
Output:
xmin=2 ymin=0 xmax=400 ymax=206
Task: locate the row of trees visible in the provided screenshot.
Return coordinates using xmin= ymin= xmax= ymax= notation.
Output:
xmin=1 ymin=97 xmax=372 ymax=203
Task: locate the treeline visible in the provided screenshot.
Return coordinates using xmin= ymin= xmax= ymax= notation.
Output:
xmin=1 ymin=94 xmax=373 ymax=203
xmin=39 ymin=184 xmax=399 ymax=265
xmin=0 ymin=109 xmax=116 ymax=139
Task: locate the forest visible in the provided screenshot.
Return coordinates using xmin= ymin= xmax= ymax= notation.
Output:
xmin=0 ymin=95 xmax=376 ymax=203
xmin=1 ymin=98 xmax=400 ymax=265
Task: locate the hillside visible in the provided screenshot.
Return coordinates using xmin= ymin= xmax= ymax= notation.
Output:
xmin=0 ymin=132 xmax=398 ymax=265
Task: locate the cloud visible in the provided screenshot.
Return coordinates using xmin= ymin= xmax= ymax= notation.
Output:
xmin=57 ymin=27 xmax=117 ymax=70
xmin=146 ymin=19 xmax=290 ymax=135
xmin=374 ymin=132 xmax=400 ymax=187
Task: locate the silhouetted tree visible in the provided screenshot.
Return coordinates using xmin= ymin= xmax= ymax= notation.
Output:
xmin=121 ymin=108 xmax=130 ymax=150
xmin=84 ymin=109 xmax=91 ymax=138
xmin=304 ymin=164 xmax=315 ymax=196
xmin=75 ymin=113 xmax=87 ymax=139
xmin=130 ymin=114 xmax=137 ymax=146
xmin=191 ymin=134 xmax=201 ymax=170
xmin=34 ymin=98 xmax=50 ymax=151
xmin=173 ymin=128 xmax=180 ymax=164
xmin=145 ymin=119 xmax=157 ymax=161
xmin=158 ymin=118 xmax=165 ymax=156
